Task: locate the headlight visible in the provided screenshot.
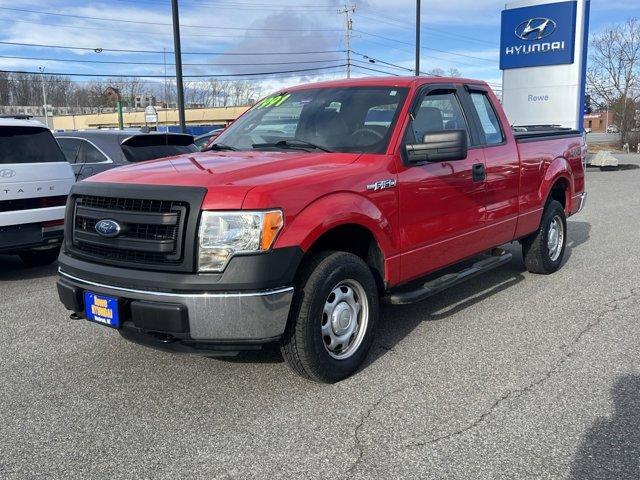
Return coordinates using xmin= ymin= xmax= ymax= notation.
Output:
xmin=197 ymin=210 xmax=283 ymax=272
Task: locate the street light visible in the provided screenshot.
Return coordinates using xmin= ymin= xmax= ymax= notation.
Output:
xmin=38 ymin=66 xmax=48 ymax=128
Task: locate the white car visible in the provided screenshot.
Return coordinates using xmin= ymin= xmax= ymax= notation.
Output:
xmin=0 ymin=117 xmax=75 ymax=266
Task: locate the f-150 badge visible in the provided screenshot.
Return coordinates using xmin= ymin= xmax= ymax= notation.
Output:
xmin=366 ymin=179 xmax=396 ymax=191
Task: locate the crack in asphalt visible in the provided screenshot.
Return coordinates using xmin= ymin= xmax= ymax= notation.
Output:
xmin=343 ymin=287 xmax=638 ymax=473
xmin=403 ymin=287 xmax=639 ymax=448
xmin=345 ymin=384 xmax=410 ymax=475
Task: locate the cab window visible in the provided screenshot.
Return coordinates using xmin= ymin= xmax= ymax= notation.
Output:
xmin=405 ymin=92 xmax=469 ymax=144
xmin=469 ymin=92 xmax=504 ymax=145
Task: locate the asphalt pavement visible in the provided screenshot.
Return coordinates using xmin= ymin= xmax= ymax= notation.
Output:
xmin=586 ymin=132 xmax=621 ymax=145
xmin=1 ymin=156 xmax=639 ymax=479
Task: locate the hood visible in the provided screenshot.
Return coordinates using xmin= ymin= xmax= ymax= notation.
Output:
xmin=86 ymin=150 xmax=361 ymax=209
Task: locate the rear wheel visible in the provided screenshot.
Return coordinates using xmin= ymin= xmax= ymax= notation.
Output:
xmin=19 ymin=247 xmax=60 ymax=267
xmin=521 ymin=200 xmax=567 ymax=274
xmin=280 ymin=251 xmax=379 ymax=383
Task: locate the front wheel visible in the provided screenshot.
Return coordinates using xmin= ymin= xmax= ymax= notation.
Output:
xmin=521 ymin=200 xmax=567 ymax=274
xmin=280 ymin=251 xmax=379 ymax=383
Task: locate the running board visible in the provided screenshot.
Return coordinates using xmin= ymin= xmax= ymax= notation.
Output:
xmin=383 ymin=249 xmax=513 ymax=305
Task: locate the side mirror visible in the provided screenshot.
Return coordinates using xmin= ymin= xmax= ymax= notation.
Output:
xmin=405 ymin=129 xmax=468 ymax=164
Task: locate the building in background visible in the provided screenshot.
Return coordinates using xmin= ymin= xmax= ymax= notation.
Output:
xmin=583 ymin=111 xmax=614 ymax=132
xmin=51 ymin=105 xmax=250 ymax=131
xmin=134 ymin=93 xmax=157 ymax=108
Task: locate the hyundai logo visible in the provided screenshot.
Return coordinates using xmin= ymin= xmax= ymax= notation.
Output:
xmin=515 ymin=18 xmax=556 ymax=41
xmin=0 ymin=168 xmax=16 ymax=178
xmin=95 ymin=219 xmax=121 ymax=238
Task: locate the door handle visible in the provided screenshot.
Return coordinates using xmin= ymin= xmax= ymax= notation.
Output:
xmin=472 ymin=163 xmax=485 ymax=182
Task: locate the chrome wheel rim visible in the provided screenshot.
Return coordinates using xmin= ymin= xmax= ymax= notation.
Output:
xmin=321 ymin=279 xmax=369 ymax=360
xmin=547 ymin=215 xmax=564 ymax=262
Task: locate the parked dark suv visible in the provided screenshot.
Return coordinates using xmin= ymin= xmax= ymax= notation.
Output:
xmin=55 ymin=130 xmax=197 ymax=180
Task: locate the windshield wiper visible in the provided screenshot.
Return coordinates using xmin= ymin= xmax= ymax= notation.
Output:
xmin=252 ymin=139 xmax=332 ymax=153
xmin=206 ymin=143 xmax=237 ymax=151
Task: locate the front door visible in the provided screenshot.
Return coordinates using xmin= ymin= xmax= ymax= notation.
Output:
xmin=396 ymin=86 xmax=487 ymax=282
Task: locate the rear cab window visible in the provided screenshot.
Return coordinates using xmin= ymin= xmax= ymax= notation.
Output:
xmin=469 ymin=92 xmax=505 ymax=145
xmin=0 ymin=126 xmax=66 ymax=164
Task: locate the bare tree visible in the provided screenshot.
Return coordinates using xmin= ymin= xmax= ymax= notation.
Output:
xmin=587 ymin=18 xmax=640 ymax=143
xmin=425 ymin=67 xmax=462 ymax=78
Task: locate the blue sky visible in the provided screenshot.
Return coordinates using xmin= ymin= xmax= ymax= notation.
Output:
xmin=0 ymin=0 xmax=638 ymax=97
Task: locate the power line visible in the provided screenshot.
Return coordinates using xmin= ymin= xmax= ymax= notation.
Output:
xmin=353 ymin=29 xmax=498 ymax=63
xmin=0 ymin=64 xmax=348 ymax=79
xmin=0 ymin=53 xmax=344 ymax=67
xmin=356 ymin=10 xmax=496 ymax=46
xmin=0 ymin=40 xmax=345 ymax=56
xmin=352 ymin=35 xmax=483 ymax=68
xmin=0 ymin=17 xmax=342 ymax=40
xmin=0 ymin=7 xmax=343 ymax=32
xmin=351 ymin=64 xmax=400 ymax=77
xmin=109 ymin=0 xmax=339 ymax=11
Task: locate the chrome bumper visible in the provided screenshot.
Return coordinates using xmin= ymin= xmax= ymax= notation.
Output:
xmin=577 ymin=192 xmax=587 ymax=213
xmin=58 ymin=270 xmax=294 ymax=341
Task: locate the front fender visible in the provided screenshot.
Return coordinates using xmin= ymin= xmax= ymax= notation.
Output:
xmin=275 ymin=192 xmax=397 ymax=257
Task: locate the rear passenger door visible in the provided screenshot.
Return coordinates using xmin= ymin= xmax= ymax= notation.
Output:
xmin=463 ymin=86 xmax=520 ymax=245
xmin=396 ymin=85 xmax=487 ymax=282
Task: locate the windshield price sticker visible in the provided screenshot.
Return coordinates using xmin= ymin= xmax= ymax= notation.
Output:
xmin=256 ymin=93 xmax=291 ymax=109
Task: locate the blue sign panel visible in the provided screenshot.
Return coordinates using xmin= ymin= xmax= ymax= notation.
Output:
xmin=500 ymin=1 xmax=577 ymax=70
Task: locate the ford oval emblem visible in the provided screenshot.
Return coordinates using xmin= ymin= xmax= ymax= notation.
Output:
xmin=95 ymin=219 xmax=121 ymax=238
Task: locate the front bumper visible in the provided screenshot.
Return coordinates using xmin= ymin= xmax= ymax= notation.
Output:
xmin=57 ymin=269 xmax=294 ymax=346
xmin=0 ymin=222 xmax=64 ymax=253
xmin=577 ymin=192 xmax=587 ymax=213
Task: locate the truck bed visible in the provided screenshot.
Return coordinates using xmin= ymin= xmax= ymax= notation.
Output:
xmin=512 ymin=126 xmax=581 ymax=143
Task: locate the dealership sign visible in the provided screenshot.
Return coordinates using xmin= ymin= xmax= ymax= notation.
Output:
xmin=500 ymin=0 xmax=590 ymax=131
xmin=500 ymin=1 xmax=577 ymax=69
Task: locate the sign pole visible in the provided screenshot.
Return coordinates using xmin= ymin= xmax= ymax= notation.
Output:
xmin=415 ymin=0 xmax=421 ymax=76
xmin=171 ymin=0 xmax=187 ymax=133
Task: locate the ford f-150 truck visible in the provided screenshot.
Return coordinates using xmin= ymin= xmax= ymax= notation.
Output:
xmin=56 ymin=77 xmax=586 ymax=382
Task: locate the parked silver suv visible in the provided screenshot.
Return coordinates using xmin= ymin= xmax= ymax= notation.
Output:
xmin=0 ymin=117 xmax=75 ymax=266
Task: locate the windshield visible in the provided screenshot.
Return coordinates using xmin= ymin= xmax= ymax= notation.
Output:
xmin=214 ymin=86 xmax=408 ymax=153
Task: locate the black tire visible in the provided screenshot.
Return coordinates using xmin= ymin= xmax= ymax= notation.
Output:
xmin=280 ymin=251 xmax=379 ymax=383
xmin=521 ymin=200 xmax=567 ymax=274
xmin=19 ymin=247 xmax=60 ymax=267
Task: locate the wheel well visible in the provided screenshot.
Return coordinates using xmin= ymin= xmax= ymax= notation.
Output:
xmin=549 ymin=178 xmax=569 ymax=210
xmin=307 ymin=224 xmax=385 ymax=291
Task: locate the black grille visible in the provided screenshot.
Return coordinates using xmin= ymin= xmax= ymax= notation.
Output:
xmin=78 ymin=196 xmax=179 ymax=214
xmin=70 ymin=195 xmax=189 ymax=266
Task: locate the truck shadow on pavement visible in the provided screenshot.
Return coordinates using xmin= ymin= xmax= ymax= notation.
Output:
xmin=569 ymin=374 xmax=640 ymax=479
xmin=366 ymin=219 xmax=592 ymax=367
xmin=0 ymin=255 xmax=58 ymax=281
xmin=223 ymin=220 xmax=592 ymax=368
xmin=562 ymin=220 xmax=591 ymax=263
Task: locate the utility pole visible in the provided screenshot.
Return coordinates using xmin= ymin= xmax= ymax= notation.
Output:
xmin=338 ymin=4 xmax=355 ymax=78
xmin=415 ymin=0 xmax=421 ymax=76
xmin=38 ymin=66 xmax=48 ymax=128
xmin=171 ymin=0 xmax=186 ymax=133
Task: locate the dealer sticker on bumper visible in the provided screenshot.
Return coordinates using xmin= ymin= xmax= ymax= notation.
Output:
xmin=84 ymin=292 xmax=120 ymax=328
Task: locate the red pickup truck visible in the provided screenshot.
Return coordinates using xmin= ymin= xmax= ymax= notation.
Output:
xmin=57 ymin=76 xmax=586 ymax=382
